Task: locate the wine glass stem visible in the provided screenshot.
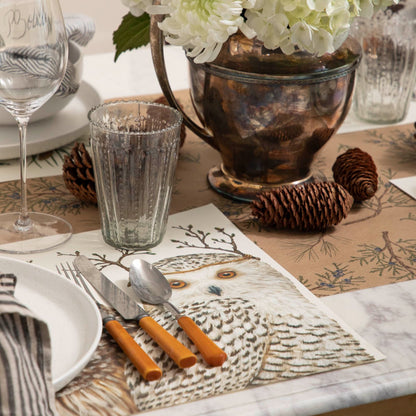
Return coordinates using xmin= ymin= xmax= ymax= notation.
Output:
xmin=17 ymin=117 xmax=31 ymax=230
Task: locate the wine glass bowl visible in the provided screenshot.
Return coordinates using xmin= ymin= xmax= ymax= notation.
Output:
xmin=0 ymin=0 xmax=72 ymax=253
xmin=0 ymin=41 xmax=83 ymax=125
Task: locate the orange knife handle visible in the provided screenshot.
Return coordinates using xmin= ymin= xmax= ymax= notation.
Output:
xmin=104 ymin=318 xmax=162 ymax=381
xmin=138 ymin=316 xmax=197 ymax=368
xmin=177 ymin=316 xmax=227 ymax=367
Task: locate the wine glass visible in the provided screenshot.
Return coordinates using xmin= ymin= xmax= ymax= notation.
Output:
xmin=0 ymin=0 xmax=71 ymax=253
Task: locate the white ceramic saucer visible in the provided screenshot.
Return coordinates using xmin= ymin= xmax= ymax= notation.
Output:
xmin=0 ymin=81 xmax=101 ymax=160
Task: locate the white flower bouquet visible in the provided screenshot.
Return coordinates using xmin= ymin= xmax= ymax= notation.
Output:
xmin=114 ymin=0 xmax=399 ymax=64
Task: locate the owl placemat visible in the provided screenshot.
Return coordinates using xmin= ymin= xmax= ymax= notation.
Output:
xmin=18 ymin=204 xmax=384 ymax=416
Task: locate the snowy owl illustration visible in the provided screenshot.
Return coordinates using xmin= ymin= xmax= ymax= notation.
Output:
xmin=126 ymin=253 xmax=374 ymax=411
xmin=55 ymin=310 xmax=138 ymax=416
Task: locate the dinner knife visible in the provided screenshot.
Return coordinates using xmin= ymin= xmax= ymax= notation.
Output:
xmin=73 ymin=255 xmax=197 ymax=369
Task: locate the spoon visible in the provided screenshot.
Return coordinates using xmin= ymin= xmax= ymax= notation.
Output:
xmin=129 ymin=259 xmax=227 ymax=367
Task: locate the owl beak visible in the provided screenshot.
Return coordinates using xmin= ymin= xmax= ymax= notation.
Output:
xmin=208 ymin=285 xmax=222 ymax=296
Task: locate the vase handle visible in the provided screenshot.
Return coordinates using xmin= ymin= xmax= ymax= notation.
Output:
xmin=150 ymin=15 xmax=219 ymax=151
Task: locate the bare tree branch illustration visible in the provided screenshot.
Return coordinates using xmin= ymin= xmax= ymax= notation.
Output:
xmin=57 ymin=248 xmax=155 ymax=271
xmin=308 ymin=263 xmax=366 ymax=294
xmin=281 ymin=232 xmax=348 ymax=263
xmin=344 ymin=169 xmax=416 ymax=226
xmin=350 ymin=231 xmax=416 ymax=281
xmin=401 ymin=213 xmax=416 ymax=222
xmin=0 ymin=177 xmax=89 ymax=216
xmin=171 ymin=225 xmax=247 ymax=256
xmin=364 ymin=128 xmax=416 ymax=166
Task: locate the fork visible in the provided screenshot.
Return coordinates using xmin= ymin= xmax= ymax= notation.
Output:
xmin=57 ymin=262 xmax=162 ymax=381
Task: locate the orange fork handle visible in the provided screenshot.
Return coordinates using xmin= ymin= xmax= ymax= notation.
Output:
xmin=138 ymin=316 xmax=197 ymax=368
xmin=104 ymin=319 xmax=162 ymax=381
xmin=177 ymin=316 xmax=227 ymax=367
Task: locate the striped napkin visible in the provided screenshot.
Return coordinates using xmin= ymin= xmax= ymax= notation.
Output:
xmin=59 ymin=14 xmax=96 ymax=96
xmin=0 ymin=14 xmax=95 ymax=98
xmin=0 ymin=274 xmax=57 ymax=416
xmin=64 ymin=14 xmax=96 ymax=47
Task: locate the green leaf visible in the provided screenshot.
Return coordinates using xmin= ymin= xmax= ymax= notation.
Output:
xmin=112 ymin=13 xmax=151 ymax=62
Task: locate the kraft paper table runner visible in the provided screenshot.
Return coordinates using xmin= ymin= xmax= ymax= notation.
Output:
xmin=0 ymin=89 xmax=414 ymax=295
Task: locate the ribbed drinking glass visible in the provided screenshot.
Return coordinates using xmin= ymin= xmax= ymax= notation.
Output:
xmin=88 ymin=100 xmax=182 ymax=249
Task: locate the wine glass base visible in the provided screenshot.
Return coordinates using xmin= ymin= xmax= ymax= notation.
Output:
xmin=0 ymin=212 xmax=72 ymax=254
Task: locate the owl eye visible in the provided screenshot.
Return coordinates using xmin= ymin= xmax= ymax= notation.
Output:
xmin=168 ymin=279 xmax=188 ymax=289
xmin=216 ymin=270 xmax=237 ymax=279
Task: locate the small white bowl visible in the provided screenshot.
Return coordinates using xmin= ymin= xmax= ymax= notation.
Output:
xmin=0 ymin=41 xmax=83 ymax=125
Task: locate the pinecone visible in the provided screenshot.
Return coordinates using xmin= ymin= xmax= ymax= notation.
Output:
xmin=251 ymin=182 xmax=354 ymax=231
xmin=63 ymin=142 xmax=97 ymax=204
xmin=153 ymin=95 xmax=187 ymax=147
xmin=332 ymin=148 xmax=378 ymax=202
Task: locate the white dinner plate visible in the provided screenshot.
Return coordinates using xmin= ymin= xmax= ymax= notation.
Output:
xmin=0 ymin=256 xmax=102 ymax=391
xmin=0 ymin=81 xmax=101 ymax=160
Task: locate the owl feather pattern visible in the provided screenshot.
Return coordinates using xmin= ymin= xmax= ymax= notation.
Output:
xmin=56 ymin=325 xmax=137 ymax=416
xmin=126 ymin=253 xmax=375 ymax=411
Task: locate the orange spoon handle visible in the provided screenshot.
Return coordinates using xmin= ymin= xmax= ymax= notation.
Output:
xmin=104 ymin=318 xmax=162 ymax=381
xmin=177 ymin=316 xmax=227 ymax=366
xmin=138 ymin=316 xmax=197 ymax=368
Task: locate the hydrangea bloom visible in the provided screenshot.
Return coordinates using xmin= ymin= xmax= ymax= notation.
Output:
xmin=245 ymin=0 xmax=372 ymax=55
xmin=121 ymin=0 xmax=399 ymax=63
xmin=154 ymin=0 xmax=246 ymax=63
xmin=122 ymin=0 xmax=153 ymax=16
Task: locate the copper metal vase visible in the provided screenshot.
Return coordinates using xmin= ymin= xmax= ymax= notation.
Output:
xmin=151 ymin=18 xmax=361 ymax=201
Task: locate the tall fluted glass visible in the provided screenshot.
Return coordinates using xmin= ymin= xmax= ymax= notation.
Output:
xmin=0 ymin=0 xmax=71 ymax=253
